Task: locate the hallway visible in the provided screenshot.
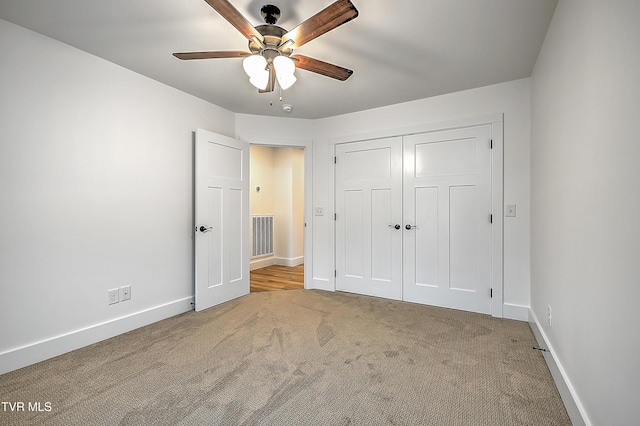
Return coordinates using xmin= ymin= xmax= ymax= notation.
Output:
xmin=249 ymin=265 xmax=304 ymax=292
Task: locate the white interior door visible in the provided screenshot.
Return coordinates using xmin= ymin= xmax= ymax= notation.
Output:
xmin=335 ymin=137 xmax=403 ymax=300
xmin=402 ymin=126 xmax=492 ymax=314
xmin=194 ymin=129 xmax=249 ymax=311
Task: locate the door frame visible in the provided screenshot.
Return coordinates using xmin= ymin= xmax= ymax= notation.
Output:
xmin=330 ymin=114 xmax=504 ymax=317
xmin=241 ymin=135 xmax=313 ymax=289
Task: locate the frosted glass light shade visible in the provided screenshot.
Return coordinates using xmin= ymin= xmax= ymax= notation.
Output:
xmin=273 ymin=56 xmax=296 ymax=90
xmin=249 ymin=69 xmax=270 ymax=90
xmin=277 ymin=73 xmax=297 ymax=90
xmin=243 ymin=55 xmax=267 ymax=77
xmin=273 ymin=55 xmax=295 ymax=76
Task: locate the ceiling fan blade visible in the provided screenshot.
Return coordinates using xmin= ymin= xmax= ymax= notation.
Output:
xmin=281 ymin=0 xmax=359 ymax=48
xmin=173 ymin=51 xmax=251 ymax=60
xmin=203 ymin=0 xmax=263 ymax=42
xmin=291 ymin=54 xmax=353 ymax=81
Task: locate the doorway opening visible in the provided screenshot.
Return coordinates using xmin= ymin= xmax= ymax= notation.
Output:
xmin=249 ymin=145 xmax=305 ymax=293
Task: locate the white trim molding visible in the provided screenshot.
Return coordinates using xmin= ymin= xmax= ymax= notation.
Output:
xmin=275 ymin=256 xmax=304 ymax=267
xmin=250 ymin=256 xmax=275 ymax=270
xmin=529 ymin=309 xmax=590 ymax=426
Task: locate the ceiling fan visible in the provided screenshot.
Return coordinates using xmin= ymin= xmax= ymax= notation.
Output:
xmin=173 ymin=0 xmax=359 ymax=93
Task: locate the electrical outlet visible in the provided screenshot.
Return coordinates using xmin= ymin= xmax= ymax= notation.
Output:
xmin=315 ymin=207 xmax=324 ymax=216
xmin=547 ymin=304 xmax=553 ymax=327
xmin=108 ymin=289 xmax=119 ymax=305
xmin=120 ymin=285 xmax=131 ymax=302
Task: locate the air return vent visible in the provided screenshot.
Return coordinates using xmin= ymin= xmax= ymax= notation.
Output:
xmin=252 ymin=215 xmax=274 ymax=257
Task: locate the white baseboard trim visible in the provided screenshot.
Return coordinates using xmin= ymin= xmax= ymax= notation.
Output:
xmin=274 ymin=256 xmax=304 ymax=267
xmin=528 ymin=309 xmax=590 ymax=426
xmin=502 ymin=303 xmax=529 ymax=321
xmin=0 ymin=297 xmax=193 ymax=375
xmin=250 ymin=256 xmax=275 ymax=270
xmin=250 ymin=257 xmax=304 ymax=270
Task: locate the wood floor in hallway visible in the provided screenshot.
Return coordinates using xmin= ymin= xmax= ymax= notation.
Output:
xmin=250 ymin=264 xmax=304 ymax=292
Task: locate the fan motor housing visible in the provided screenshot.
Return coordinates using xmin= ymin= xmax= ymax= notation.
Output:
xmin=248 ymin=24 xmax=292 ymax=57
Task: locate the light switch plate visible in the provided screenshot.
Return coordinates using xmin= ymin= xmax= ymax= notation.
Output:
xmin=506 ymin=204 xmax=517 ymax=217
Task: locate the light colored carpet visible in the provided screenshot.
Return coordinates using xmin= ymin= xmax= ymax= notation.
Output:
xmin=0 ymin=290 xmax=571 ymax=425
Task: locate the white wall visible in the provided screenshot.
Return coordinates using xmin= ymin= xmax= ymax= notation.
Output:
xmin=249 ymin=146 xmax=275 ymax=216
xmin=273 ymin=148 xmax=304 ymax=265
xmin=291 ymin=148 xmax=305 ymax=260
xmin=0 ymin=19 xmax=235 ymax=373
xmin=312 ymin=79 xmax=532 ymax=318
xmin=530 ymin=1 xmax=640 ymax=424
xmin=249 ymin=145 xmax=277 ymax=269
xmin=235 ymin=114 xmax=315 ymax=143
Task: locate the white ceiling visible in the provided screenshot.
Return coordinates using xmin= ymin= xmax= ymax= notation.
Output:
xmin=0 ymin=0 xmax=557 ymax=119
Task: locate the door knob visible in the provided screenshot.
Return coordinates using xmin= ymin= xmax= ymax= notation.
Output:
xmin=388 ymin=224 xmax=401 ymax=230
xmin=405 ymin=224 xmax=419 ymax=230
xmin=199 ymin=226 xmax=212 ymax=233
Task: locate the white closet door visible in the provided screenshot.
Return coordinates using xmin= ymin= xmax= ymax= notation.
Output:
xmin=335 ymin=137 xmax=403 ymax=300
xmin=402 ymin=126 xmax=493 ymax=314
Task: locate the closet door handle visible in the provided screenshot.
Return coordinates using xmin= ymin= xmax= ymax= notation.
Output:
xmin=405 ymin=224 xmax=419 ymax=230
xmin=388 ymin=224 xmax=401 ymax=230
xmin=199 ymin=226 xmax=213 ymax=233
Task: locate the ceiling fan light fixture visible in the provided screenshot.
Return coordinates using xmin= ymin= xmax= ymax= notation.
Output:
xmin=274 ymin=55 xmax=297 ymax=90
xmin=243 ymin=54 xmax=267 ymax=78
xmin=277 ymin=73 xmax=297 ymax=90
xmin=273 ymin=55 xmax=295 ymax=76
xmin=249 ymin=69 xmax=270 ymax=90
xmin=174 ymin=1 xmax=359 ymax=94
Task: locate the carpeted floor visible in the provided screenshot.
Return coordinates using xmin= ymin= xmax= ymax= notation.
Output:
xmin=0 ymin=290 xmax=571 ymax=425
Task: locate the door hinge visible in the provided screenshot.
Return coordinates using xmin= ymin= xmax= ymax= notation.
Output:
xmin=334 ymin=213 xmax=337 ymax=221
xmin=334 ymin=156 xmax=337 ymax=164
xmin=490 ymin=214 xmax=493 ymax=223
xmin=334 ymin=270 xmax=337 ymax=277
xmin=490 ymin=139 xmax=493 ymax=149
xmin=490 ymin=288 xmax=493 ymax=298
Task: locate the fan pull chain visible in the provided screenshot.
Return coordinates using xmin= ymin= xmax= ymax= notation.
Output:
xmin=268 ymin=85 xmax=285 ymax=108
